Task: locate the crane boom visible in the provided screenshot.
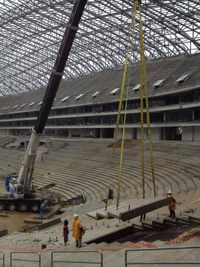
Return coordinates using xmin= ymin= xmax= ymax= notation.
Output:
xmin=15 ymin=0 xmax=88 ymax=198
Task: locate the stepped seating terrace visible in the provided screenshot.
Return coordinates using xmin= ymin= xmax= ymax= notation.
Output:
xmin=0 ymin=139 xmax=199 ymax=206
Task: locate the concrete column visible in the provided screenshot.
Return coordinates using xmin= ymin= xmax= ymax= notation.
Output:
xmin=194 ymin=127 xmax=200 ymax=141
xmin=100 ymin=128 xmax=103 ymax=138
xmin=192 ymin=110 xmax=194 ymax=121
xmin=163 ymin=112 xmax=166 ymax=123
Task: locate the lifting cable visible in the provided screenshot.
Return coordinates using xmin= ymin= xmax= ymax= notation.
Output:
xmin=114 ymin=0 xmax=156 ymax=209
xmin=138 ymin=2 xmax=156 ymax=198
xmin=138 ymin=1 xmax=145 ymax=199
xmin=115 ymin=1 xmax=137 ymax=209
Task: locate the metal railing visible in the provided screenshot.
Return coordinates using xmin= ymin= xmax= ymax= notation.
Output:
xmin=125 ymin=246 xmax=200 ymax=266
xmin=0 ymin=251 xmax=4 ymax=267
xmin=51 ymin=250 xmax=103 ymax=267
xmin=10 ymin=252 xmax=41 ymax=267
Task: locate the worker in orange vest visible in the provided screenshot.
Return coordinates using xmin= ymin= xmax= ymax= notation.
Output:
xmin=168 ymin=190 xmax=177 ymax=218
xmin=72 ymin=214 xmax=84 ymax=247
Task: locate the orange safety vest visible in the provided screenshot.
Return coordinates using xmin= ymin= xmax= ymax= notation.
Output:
xmin=72 ymin=218 xmax=82 ymax=240
xmin=168 ymin=196 xmax=176 ymax=210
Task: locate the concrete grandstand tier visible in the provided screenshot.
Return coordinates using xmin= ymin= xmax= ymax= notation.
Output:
xmin=0 ymin=139 xmax=200 ymax=207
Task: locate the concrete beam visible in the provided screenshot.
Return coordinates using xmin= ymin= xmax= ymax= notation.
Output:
xmin=119 ymin=197 xmax=172 ymax=221
xmin=87 ymin=197 xmax=172 ymax=221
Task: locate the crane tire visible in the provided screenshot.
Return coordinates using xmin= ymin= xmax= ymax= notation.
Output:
xmin=7 ymin=203 xmax=16 ymax=211
xmin=18 ymin=203 xmax=28 ymax=212
xmin=0 ymin=202 xmax=6 ymax=211
xmin=31 ymin=203 xmax=40 ymax=212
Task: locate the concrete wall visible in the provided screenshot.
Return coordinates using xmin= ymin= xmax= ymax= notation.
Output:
xmin=137 ymin=128 xmax=147 ymax=140
xmin=194 ymin=127 xmax=200 ymax=141
xmin=151 ymin=128 xmax=161 ymax=141
xmin=2 ymin=126 xmax=200 ymax=142
xmin=125 ymin=129 xmax=133 ymax=139
xmin=182 ymin=127 xmax=193 ymax=141
xmin=117 ymin=129 xmax=122 ymax=140
xmin=69 ymin=129 xmax=100 ymax=138
xmin=0 ymin=129 xmax=10 ymax=135
xmin=117 ymin=129 xmax=137 ymax=140
xmin=137 ymin=128 xmax=161 ymax=141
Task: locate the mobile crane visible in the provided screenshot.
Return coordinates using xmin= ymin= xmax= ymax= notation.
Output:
xmin=0 ymin=0 xmax=88 ymax=212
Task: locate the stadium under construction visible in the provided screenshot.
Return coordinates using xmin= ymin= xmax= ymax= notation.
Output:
xmin=0 ymin=0 xmax=200 ymax=266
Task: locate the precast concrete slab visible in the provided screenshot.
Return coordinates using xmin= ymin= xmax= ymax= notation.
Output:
xmin=107 ymin=199 xmax=144 ymax=219
xmin=87 ymin=199 xmax=141 ymax=220
xmin=87 ymin=197 xmax=172 ymax=221
xmin=119 ymin=197 xmax=172 ymax=221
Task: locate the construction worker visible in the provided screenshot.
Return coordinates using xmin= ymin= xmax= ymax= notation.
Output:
xmin=108 ymin=187 xmax=114 ymax=199
xmin=9 ymin=178 xmax=15 ymax=197
xmin=140 ymin=213 xmax=146 ymax=222
xmin=193 ymin=198 xmax=200 ymax=204
xmin=63 ymin=219 xmax=69 ymax=246
xmin=72 ymin=214 xmax=84 ymax=248
xmin=168 ymin=190 xmax=176 ymax=218
xmin=39 ymin=202 xmax=45 ymax=220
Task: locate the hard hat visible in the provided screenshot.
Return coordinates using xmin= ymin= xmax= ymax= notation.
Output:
xmin=74 ymin=214 xmax=78 ymax=218
xmin=168 ymin=190 xmax=172 ymax=194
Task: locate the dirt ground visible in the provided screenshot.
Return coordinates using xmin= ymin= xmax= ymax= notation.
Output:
xmin=0 ymin=176 xmax=38 ymax=233
xmin=0 ymin=211 xmax=35 ymax=234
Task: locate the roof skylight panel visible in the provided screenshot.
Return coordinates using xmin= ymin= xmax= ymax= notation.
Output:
xmin=132 ymin=84 xmax=140 ymax=91
xmin=61 ymin=96 xmax=69 ymax=102
xmin=176 ymin=73 xmax=190 ymax=84
xmin=92 ymin=91 xmax=100 ymax=98
xmin=29 ymin=101 xmax=35 ymax=107
xmin=19 ymin=103 xmax=26 ymax=109
xmin=110 ymin=88 xmax=119 ymax=95
xmin=75 ymin=94 xmax=84 ymax=100
xmin=13 ymin=104 xmax=18 ymax=109
xmin=153 ymin=79 xmax=165 ymax=88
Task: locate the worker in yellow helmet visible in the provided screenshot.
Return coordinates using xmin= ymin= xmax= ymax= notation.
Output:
xmin=193 ymin=198 xmax=200 ymax=204
xmin=72 ymin=214 xmax=85 ymax=248
xmin=168 ymin=190 xmax=177 ymax=218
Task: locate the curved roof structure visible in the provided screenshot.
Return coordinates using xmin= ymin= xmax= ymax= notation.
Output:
xmin=0 ymin=0 xmax=200 ymax=95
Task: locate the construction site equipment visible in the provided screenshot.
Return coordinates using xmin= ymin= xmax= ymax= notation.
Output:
xmin=0 ymin=0 xmax=88 ymax=212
